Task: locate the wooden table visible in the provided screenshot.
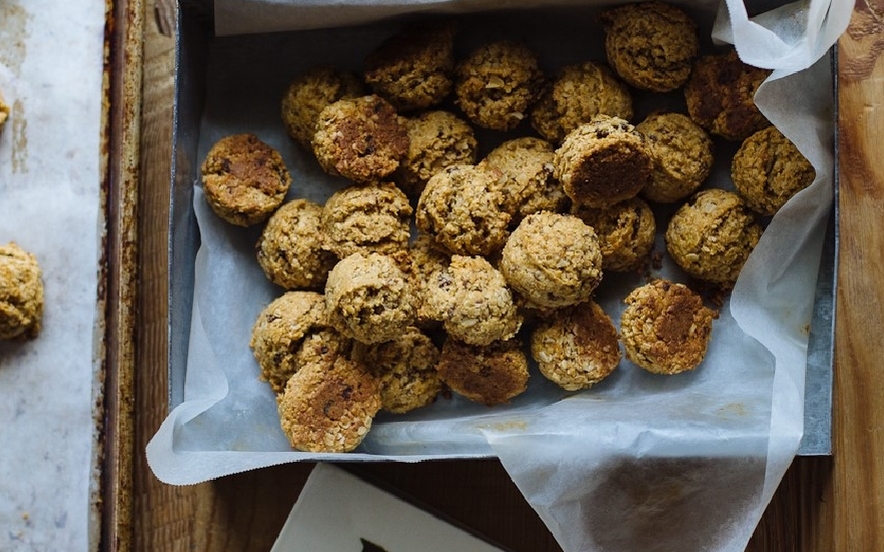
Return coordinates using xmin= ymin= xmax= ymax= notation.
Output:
xmin=117 ymin=0 xmax=884 ymax=549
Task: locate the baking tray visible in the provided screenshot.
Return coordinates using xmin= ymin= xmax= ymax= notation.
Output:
xmin=167 ymin=0 xmax=835 ymax=457
xmin=100 ymin=0 xmax=144 ymax=550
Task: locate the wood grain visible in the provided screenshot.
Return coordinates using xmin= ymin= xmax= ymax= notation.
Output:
xmin=127 ymin=0 xmax=884 ymax=550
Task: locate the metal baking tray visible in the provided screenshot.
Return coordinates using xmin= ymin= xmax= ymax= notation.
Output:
xmin=167 ymin=0 xmax=835 ymax=456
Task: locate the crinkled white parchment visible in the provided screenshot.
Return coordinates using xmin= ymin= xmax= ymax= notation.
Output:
xmin=147 ymin=1 xmax=851 ymax=550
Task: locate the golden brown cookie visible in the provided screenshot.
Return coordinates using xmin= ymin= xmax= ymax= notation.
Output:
xmin=324 ymin=252 xmax=415 ymax=344
xmin=397 ymin=110 xmax=478 ymax=198
xmin=683 ymin=48 xmax=772 ymax=141
xmin=415 ymin=164 xmax=510 ymax=256
xmin=0 ymin=88 xmax=9 ymax=132
xmin=479 ymin=137 xmax=568 ymax=225
xmin=320 ymin=182 xmax=413 ymax=258
xmin=731 ymin=126 xmax=816 ymax=215
xmin=200 ymin=133 xmax=291 ymax=227
xmin=620 ymin=279 xmax=715 ymax=375
xmin=0 ymin=242 xmax=44 ymax=341
xmin=364 ymin=22 xmax=457 ymax=111
xmin=249 ymin=291 xmax=328 ymax=394
xmin=635 ymin=112 xmax=714 ymax=204
xmin=599 ymin=2 xmax=700 ymax=92
xmin=435 ymin=337 xmax=529 ymax=406
xmin=530 ymin=61 xmax=633 ymax=144
xmin=256 ymin=198 xmax=338 ymax=290
xmin=278 ymin=356 xmax=382 ymax=453
xmin=554 ymin=115 xmax=653 ymax=209
xmin=454 ymin=40 xmax=544 ymax=131
xmin=665 ymin=189 xmax=762 ymax=285
xmin=530 ymin=300 xmax=620 ymax=390
xmin=280 ymin=66 xmax=364 ymax=149
xmin=572 ymin=197 xmax=656 ymax=272
xmin=408 ymin=233 xmax=451 ymax=327
xmin=291 ymin=328 xmax=354 ymax=376
xmin=352 ymin=327 xmax=442 ymax=413
xmin=312 ymin=94 xmax=409 ymax=183
xmin=500 ymin=212 xmax=603 ymax=309
xmin=423 ymin=255 xmax=522 ymax=346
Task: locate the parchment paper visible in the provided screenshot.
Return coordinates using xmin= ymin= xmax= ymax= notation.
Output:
xmin=147 ymin=1 xmax=850 ymax=550
xmin=0 ymin=1 xmax=106 ymax=550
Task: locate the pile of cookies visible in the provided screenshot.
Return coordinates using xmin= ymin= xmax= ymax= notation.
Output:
xmin=199 ymin=1 xmax=816 ymax=453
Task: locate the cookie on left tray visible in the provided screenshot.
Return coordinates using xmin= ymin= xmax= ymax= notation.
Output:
xmin=0 ymin=242 xmax=44 ymax=341
xmin=200 ymin=133 xmax=291 ymax=226
xmin=0 ymin=87 xmax=9 ymax=132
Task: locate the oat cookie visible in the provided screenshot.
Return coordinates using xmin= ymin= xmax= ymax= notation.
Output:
xmin=200 ymin=133 xmax=291 ymax=226
xmin=325 ymin=252 xmax=415 ymax=344
xmin=0 ymin=243 xmax=44 ymax=341
xmin=278 ymin=356 xmax=382 ymax=453
xmin=415 ymin=164 xmax=510 ymax=256
xmin=554 ymin=115 xmax=653 ymax=209
xmin=291 ymin=328 xmax=354 ymax=375
xmin=684 ymin=48 xmax=772 ymax=141
xmin=256 ymin=199 xmax=337 ymax=290
xmin=572 ymin=197 xmax=656 ymax=272
xmin=454 ymin=40 xmax=544 ymax=131
xmin=500 ymin=212 xmax=603 ymax=309
xmin=530 ymin=301 xmax=620 ymax=390
xmin=479 ymin=137 xmax=568 ymax=225
xmin=423 ymin=255 xmax=522 ymax=346
xmin=600 ymin=1 xmax=700 ymax=92
xmin=408 ymin=233 xmax=451 ymax=327
xmin=731 ymin=126 xmax=816 ymax=215
xmin=435 ymin=337 xmax=529 ymax=406
xmin=635 ymin=112 xmax=713 ymax=204
xmin=249 ymin=291 xmax=328 ymax=393
xmin=364 ymin=22 xmax=456 ymax=111
xmin=312 ymin=94 xmax=409 ymax=183
xmin=620 ymin=279 xmax=715 ymax=374
xmin=0 ymin=88 xmax=9 ymax=132
xmin=280 ymin=66 xmax=364 ymax=149
xmin=530 ymin=61 xmax=633 ymax=144
xmin=397 ymin=110 xmax=478 ymax=198
xmin=352 ymin=327 xmax=442 ymax=413
xmin=665 ymin=189 xmax=762 ymax=284
xmin=321 ymin=182 xmax=413 ymax=258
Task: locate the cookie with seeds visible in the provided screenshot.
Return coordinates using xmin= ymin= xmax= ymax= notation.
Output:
xmin=635 ymin=112 xmax=713 ymax=204
xmin=665 ymin=189 xmax=762 ymax=284
xmin=620 ymin=279 xmax=715 ymax=375
xmin=530 ymin=300 xmax=620 ymax=390
xmin=435 ymin=337 xmax=529 ymax=406
xmin=530 ymin=61 xmax=633 ymax=144
xmin=500 ymin=212 xmax=603 ymax=309
xmin=312 ymin=94 xmax=409 ymax=182
xmin=0 ymin=242 xmax=44 ymax=341
xmin=249 ymin=291 xmax=329 ymax=394
xmin=454 ymin=40 xmax=544 ymax=131
xmin=325 ymin=252 xmax=415 ymax=345
xmin=600 ymin=1 xmax=700 ymax=92
xmin=423 ymin=255 xmax=522 ymax=346
xmin=352 ymin=327 xmax=442 ymax=413
xmin=731 ymin=126 xmax=816 ymax=215
xmin=554 ymin=115 xmax=653 ymax=209
xmin=321 ymin=182 xmax=413 ymax=258
xmin=280 ymin=66 xmax=364 ymax=149
xmin=278 ymin=356 xmax=381 ymax=453
xmin=364 ymin=22 xmax=456 ymax=111
xmin=256 ymin=198 xmax=337 ymax=290
xmin=200 ymin=133 xmax=291 ymax=226
xmin=683 ymin=48 xmax=772 ymax=141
